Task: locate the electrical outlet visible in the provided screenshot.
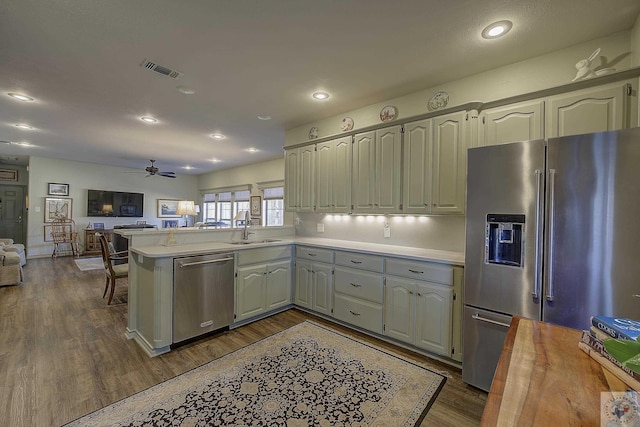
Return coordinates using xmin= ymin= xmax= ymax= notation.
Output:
xmin=383 ymin=222 xmax=391 ymax=238
xmin=317 ymin=223 xmax=325 ymax=233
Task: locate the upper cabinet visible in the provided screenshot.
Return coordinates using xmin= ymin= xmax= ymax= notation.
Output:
xmin=479 ymin=79 xmax=636 ymax=146
xmin=403 ymin=111 xmax=468 ymax=215
xmin=284 ymin=145 xmax=315 ymax=212
xmin=316 ymin=136 xmax=352 ymax=213
xmin=352 ymin=126 xmax=402 ymax=214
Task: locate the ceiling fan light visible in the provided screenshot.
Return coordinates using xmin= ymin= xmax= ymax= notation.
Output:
xmin=15 ymin=123 xmax=34 ymax=130
xmin=8 ymin=92 xmax=34 ymax=102
xmin=210 ymin=133 xmax=225 ymax=140
xmin=312 ymin=91 xmax=329 ymax=100
xmin=140 ymin=116 xmax=158 ymax=123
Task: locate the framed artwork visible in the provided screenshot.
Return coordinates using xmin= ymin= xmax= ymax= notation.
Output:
xmin=0 ymin=169 xmax=18 ymax=182
xmin=44 ymin=197 xmax=72 ymax=222
xmin=93 ymin=222 xmax=105 ymax=230
xmin=48 ymin=182 xmax=69 ymax=196
xmin=250 ymin=196 xmax=262 ymax=217
xmin=43 ymin=224 xmax=54 ymax=242
xmin=157 ymin=199 xmax=180 ymax=218
xmin=162 ymin=220 xmax=179 ymax=228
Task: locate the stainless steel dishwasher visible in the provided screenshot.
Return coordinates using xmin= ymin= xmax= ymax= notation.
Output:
xmin=173 ymin=252 xmax=235 ymax=344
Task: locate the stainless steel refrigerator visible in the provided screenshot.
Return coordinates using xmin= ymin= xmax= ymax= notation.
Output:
xmin=463 ymin=127 xmax=640 ymax=391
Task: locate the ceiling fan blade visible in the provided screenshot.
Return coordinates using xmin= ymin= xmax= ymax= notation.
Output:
xmin=158 ymin=171 xmax=176 ymax=178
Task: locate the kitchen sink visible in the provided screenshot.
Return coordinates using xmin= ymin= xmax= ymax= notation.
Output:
xmin=227 ymin=239 xmax=282 ymax=245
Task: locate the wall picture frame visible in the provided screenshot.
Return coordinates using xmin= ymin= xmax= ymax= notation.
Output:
xmin=0 ymin=169 xmax=18 ymax=182
xmin=48 ymin=182 xmax=69 ymax=196
xmin=157 ymin=199 xmax=181 ymax=218
xmin=44 ymin=197 xmax=72 ymax=222
xmin=250 ymin=195 xmax=262 ymax=217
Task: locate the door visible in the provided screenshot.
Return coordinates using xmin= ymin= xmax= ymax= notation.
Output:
xmin=0 ymin=185 xmax=25 ymax=244
xmin=479 ymin=100 xmax=544 ymax=147
xmin=403 ymin=119 xmax=432 ymax=214
xmin=465 ymin=139 xmax=546 ymax=320
xmin=352 ymin=131 xmax=376 ymax=212
xmin=375 ymin=126 xmax=402 ymax=212
xmin=543 ymin=128 xmax=640 ymax=329
xmin=415 ymin=282 xmax=453 ymax=356
xmin=266 ymin=260 xmax=291 ymax=310
xmin=236 ymin=264 xmax=267 ymax=321
xmin=294 ymin=260 xmax=313 ymax=308
xmin=431 ymin=111 xmax=467 ymax=214
xmin=384 ymin=277 xmax=414 ymax=344
xmin=312 ymin=262 xmax=333 ymax=316
xmin=298 ymin=145 xmax=315 ymax=212
xmin=284 ymin=148 xmax=299 ymax=211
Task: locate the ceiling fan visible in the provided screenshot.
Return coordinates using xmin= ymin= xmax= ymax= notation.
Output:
xmin=144 ymin=159 xmax=176 ymax=178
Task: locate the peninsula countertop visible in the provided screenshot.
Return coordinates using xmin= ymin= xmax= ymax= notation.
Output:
xmin=129 ymin=236 xmax=464 ymax=265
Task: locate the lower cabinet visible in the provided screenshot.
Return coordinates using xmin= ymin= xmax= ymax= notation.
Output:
xmin=235 ymin=246 xmax=292 ymax=323
xmin=295 ymin=260 xmax=333 ymax=316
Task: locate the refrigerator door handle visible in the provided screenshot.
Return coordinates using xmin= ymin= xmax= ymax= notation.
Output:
xmin=533 ymin=169 xmax=543 ymax=299
xmin=471 ymin=313 xmax=511 ymax=328
xmin=546 ymin=168 xmax=557 ymax=302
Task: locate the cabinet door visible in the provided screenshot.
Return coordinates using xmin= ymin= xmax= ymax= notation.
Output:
xmin=294 ymin=260 xmax=313 ymax=309
xmin=266 ymin=260 xmax=292 ymax=311
xmin=312 ymin=262 xmax=333 ymax=316
xmin=547 ymin=81 xmax=631 ymax=138
xmin=403 ymin=119 xmax=432 ymax=214
xmin=375 ymin=126 xmax=402 ymax=213
xmin=384 ymin=277 xmax=414 ymax=345
xmin=414 ymin=282 xmax=453 ymax=356
xmin=315 ymin=136 xmax=352 ymax=213
xmin=315 ymin=140 xmax=333 ymax=212
xmin=236 ymin=264 xmax=267 ymax=322
xmin=352 ymin=131 xmax=376 ymax=212
xmin=284 ymin=148 xmax=299 ymax=211
xmin=298 ymin=145 xmax=316 ymax=212
xmin=479 ymin=100 xmax=544 ymax=147
xmin=431 ymin=111 xmax=467 ymax=214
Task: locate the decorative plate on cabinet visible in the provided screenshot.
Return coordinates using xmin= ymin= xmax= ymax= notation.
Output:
xmin=379 ymin=105 xmax=398 ymax=122
xmin=428 ymin=91 xmax=449 ymax=111
xmin=341 ymin=117 xmax=354 ymax=132
xmin=308 ymin=126 xmax=319 ymax=139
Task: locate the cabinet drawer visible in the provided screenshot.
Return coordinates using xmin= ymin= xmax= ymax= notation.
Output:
xmin=385 ymin=258 xmax=452 ymax=285
xmin=295 ymin=246 xmax=333 ymax=264
xmin=333 ymin=294 xmax=383 ymax=334
xmin=236 ymin=245 xmax=292 ymax=266
xmin=334 ymin=251 xmax=384 ymax=273
xmin=334 ymin=267 xmax=383 ymax=304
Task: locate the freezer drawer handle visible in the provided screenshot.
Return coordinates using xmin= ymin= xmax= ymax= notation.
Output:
xmin=533 ymin=169 xmax=543 ymax=299
xmin=471 ymin=313 xmax=511 ymax=328
xmin=350 ymin=282 xmax=362 ymax=288
xmin=179 ymin=257 xmax=234 ymax=268
xmin=350 ymin=260 xmax=363 ymax=264
xmin=408 ymin=269 xmax=424 ymax=274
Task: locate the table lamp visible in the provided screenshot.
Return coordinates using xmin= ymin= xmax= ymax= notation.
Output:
xmin=176 ymin=200 xmax=196 ymax=227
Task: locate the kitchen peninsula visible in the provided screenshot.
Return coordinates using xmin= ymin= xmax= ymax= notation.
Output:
xmin=121 ymin=227 xmax=465 ymax=365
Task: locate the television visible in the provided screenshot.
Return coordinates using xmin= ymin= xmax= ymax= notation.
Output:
xmin=87 ymin=189 xmax=144 ymax=217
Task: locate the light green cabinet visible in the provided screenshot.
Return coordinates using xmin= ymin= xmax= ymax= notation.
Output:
xmin=294 ymin=246 xmax=334 ymax=316
xmin=235 ymin=246 xmax=292 ymax=323
xmin=352 ymin=126 xmax=402 ymax=213
xmin=315 ymin=136 xmax=352 ymax=213
xmin=478 ymin=100 xmax=544 ymax=147
xmin=284 ymin=145 xmax=315 ymax=212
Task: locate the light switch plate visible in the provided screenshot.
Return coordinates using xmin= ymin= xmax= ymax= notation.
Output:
xmin=317 ymin=223 xmax=325 ymax=233
xmin=383 ymin=223 xmax=391 ymax=238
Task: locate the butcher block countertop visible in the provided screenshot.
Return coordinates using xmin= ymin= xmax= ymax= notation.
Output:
xmin=481 ymin=317 xmax=629 ymax=426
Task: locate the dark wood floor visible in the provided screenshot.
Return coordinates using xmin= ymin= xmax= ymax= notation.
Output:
xmin=0 ymin=257 xmax=486 ymax=426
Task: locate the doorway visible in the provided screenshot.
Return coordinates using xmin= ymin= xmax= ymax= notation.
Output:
xmin=0 ymin=185 xmax=26 ymax=244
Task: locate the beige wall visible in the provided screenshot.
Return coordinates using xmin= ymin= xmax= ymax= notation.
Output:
xmin=286 ymin=31 xmax=635 ymax=145
xmin=27 ymin=156 xmax=198 ymax=258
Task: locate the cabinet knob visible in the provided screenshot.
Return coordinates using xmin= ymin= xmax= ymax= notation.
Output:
xmin=417 ymin=292 xmax=422 ymax=297
xmin=409 ymin=290 xmax=414 ymax=295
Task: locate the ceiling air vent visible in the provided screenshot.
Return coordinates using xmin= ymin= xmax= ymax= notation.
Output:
xmin=140 ymin=58 xmax=183 ymax=79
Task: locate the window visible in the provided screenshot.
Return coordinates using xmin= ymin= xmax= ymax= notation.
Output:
xmin=234 ymin=190 xmax=250 ymax=227
xmin=262 ymin=186 xmax=284 ymax=227
xmin=201 ymin=185 xmax=252 ymax=227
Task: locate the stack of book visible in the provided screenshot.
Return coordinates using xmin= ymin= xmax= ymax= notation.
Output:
xmin=578 ymin=315 xmax=640 ymax=391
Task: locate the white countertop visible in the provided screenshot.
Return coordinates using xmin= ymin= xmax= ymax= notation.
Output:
xmin=131 ymin=236 xmax=464 ymax=265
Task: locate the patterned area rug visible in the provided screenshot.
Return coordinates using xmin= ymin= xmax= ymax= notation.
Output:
xmin=74 ymin=257 xmax=103 ymax=271
xmin=65 ymin=321 xmax=446 ymax=426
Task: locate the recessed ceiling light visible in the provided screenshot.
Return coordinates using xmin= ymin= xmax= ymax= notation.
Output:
xmin=140 ymin=116 xmax=158 ymax=123
xmin=210 ymin=133 xmax=225 ymax=140
xmin=182 ymin=165 xmax=195 ymax=170
xmin=312 ymin=91 xmax=330 ymax=100
xmin=14 ymin=123 xmax=34 ymax=130
xmin=7 ymin=92 xmax=34 ymax=102
xmin=245 ymin=147 xmax=259 ymax=153
xmin=176 ymin=86 xmax=195 ymax=95
xmin=14 ymin=141 xmax=35 ymax=147
xmin=482 ymin=20 xmax=513 ymax=39
xmin=210 ymin=158 xmax=222 ymax=163
xmin=257 ymin=115 xmax=271 ymax=121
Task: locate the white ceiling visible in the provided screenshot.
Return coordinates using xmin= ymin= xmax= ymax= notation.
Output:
xmin=1 ymin=0 xmax=639 ymax=174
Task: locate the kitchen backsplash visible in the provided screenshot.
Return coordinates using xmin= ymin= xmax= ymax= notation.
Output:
xmin=294 ymin=213 xmax=465 ymax=253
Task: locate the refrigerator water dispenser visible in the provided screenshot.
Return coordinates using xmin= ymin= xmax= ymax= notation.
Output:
xmin=485 ymin=214 xmax=524 ymax=267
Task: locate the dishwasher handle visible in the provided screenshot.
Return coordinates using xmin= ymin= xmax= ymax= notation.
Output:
xmin=178 ymin=256 xmax=234 ymax=268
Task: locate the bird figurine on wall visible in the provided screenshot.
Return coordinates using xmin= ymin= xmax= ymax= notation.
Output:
xmin=572 ymin=48 xmax=616 ymax=82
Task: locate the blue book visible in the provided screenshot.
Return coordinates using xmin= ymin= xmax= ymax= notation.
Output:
xmin=591 ymin=316 xmax=640 ymax=341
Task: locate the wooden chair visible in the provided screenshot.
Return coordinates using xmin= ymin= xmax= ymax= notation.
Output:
xmin=97 ymin=233 xmax=128 ymax=304
xmin=50 ymin=218 xmax=79 ymax=258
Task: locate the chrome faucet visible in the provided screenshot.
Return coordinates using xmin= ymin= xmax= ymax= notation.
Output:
xmin=242 ymin=211 xmax=254 ymax=240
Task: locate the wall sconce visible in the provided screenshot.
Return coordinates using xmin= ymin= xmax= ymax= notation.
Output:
xmin=176 ymin=200 xmax=197 ymax=227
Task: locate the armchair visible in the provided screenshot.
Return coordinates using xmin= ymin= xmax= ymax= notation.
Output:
xmin=50 ymin=218 xmax=79 ymax=258
xmin=0 ymin=241 xmax=23 ymax=286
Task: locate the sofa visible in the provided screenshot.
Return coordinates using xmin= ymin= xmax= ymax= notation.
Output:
xmin=0 ymin=238 xmax=25 ymax=286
